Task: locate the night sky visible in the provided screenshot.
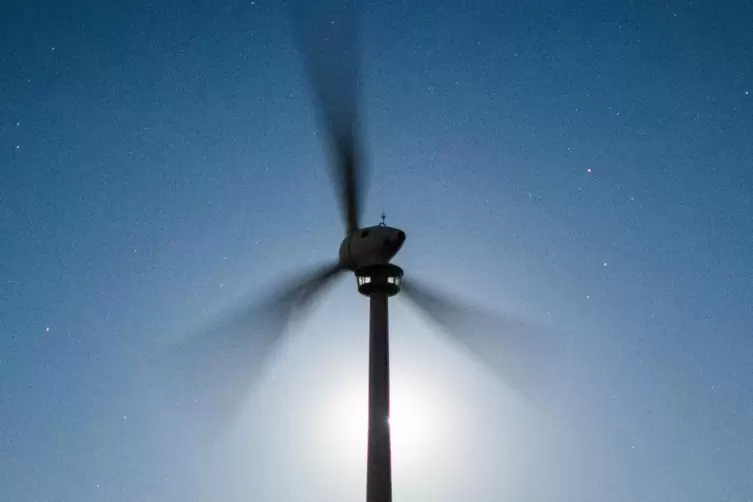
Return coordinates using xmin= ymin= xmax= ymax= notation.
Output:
xmin=2 ymin=0 xmax=752 ymax=501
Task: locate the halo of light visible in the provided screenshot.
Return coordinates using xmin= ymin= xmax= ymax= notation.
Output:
xmin=309 ymin=364 xmax=473 ymax=484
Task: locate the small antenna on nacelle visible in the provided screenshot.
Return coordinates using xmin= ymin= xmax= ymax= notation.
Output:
xmin=379 ymin=211 xmax=386 ymax=226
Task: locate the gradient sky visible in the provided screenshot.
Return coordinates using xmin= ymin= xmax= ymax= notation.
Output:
xmin=2 ymin=0 xmax=752 ymax=500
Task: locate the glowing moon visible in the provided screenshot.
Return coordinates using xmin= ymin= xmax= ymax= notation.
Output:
xmin=310 ymin=369 xmax=471 ymax=482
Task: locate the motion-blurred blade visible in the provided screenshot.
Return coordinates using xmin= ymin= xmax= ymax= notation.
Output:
xmin=150 ymin=262 xmax=343 ymax=441
xmin=290 ymin=0 xmax=365 ymax=234
xmin=400 ymin=277 xmax=568 ymax=408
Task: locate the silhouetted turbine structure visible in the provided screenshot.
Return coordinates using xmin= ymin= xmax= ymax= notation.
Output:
xmin=155 ymin=2 xmax=565 ymax=501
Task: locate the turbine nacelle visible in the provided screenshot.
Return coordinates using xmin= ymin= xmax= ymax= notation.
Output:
xmin=338 ymin=225 xmax=406 ymax=271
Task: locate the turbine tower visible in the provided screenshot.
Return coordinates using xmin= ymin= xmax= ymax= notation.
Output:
xmin=358 ymin=263 xmax=403 ymax=502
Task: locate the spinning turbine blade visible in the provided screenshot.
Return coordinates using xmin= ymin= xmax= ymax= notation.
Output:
xmin=291 ymin=0 xmax=365 ymax=234
xmin=400 ymin=277 xmax=567 ymax=408
xmin=151 ymin=262 xmax=343 ymax=439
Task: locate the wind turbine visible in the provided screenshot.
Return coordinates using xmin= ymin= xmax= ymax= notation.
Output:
xmin=156 ymin=2 xmax=564 ymax=501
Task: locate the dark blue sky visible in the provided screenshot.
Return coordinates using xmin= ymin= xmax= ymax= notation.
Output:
xmin=2 ymin=0 xmax=752 ymax=500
